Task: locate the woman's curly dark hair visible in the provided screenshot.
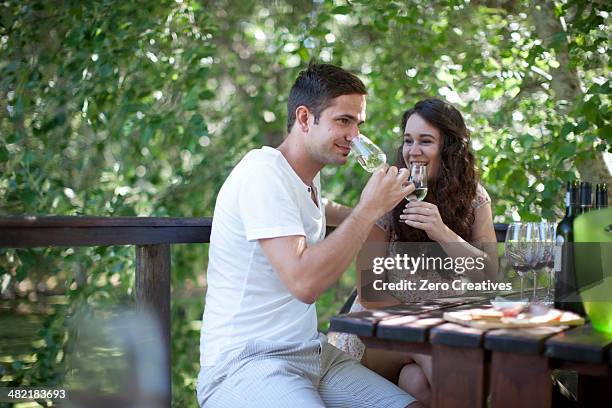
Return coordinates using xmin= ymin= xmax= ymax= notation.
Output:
xmin=391 ymin=98 xmax=478 ymax=242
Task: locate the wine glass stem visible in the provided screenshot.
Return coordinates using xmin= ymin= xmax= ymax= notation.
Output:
xmin=533 ymin=270 xmax=537 ymax=301
xmin=548 ymin=269 xmax=553 ymax=298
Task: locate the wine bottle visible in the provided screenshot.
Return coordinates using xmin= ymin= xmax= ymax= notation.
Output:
xmin=554 ymin=181 xmax=584 ymax=314
xmin=595 ymin=183 xmax=608 ymax=209
xmin=556 ymin=181 xmax=578 ymax=243
xmin=579 ymin=181 xmax=592 ymax=214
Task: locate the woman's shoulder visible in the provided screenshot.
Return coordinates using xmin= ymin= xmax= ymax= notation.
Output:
xmin=472 ymin=183 xmax=491 ymax=209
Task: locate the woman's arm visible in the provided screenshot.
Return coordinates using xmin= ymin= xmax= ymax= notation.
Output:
xmin=323 ymin=198 xmax=353 ymax=227
xmin=464 ymin=201 xmax=500 ymax=281
xmin=401 ymin=200 xmax=499 ymax=282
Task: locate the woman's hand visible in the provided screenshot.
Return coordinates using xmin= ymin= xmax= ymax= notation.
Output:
xmin=399 ymin=201 xmax=457 ymax=242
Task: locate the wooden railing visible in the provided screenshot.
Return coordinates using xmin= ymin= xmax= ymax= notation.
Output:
xmin=0 ymin=216 xmax=213 ymax=404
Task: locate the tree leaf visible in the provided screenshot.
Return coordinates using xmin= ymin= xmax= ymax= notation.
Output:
xmin=331 ymin=6 xmax=351 ymax=15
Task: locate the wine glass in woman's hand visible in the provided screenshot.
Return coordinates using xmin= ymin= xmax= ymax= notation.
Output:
xmin=406 ymin=164 xmax=428 ymax=202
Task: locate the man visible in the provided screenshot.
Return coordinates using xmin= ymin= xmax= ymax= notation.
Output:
xmin=197 ymin=63 xmax=420 ymax=407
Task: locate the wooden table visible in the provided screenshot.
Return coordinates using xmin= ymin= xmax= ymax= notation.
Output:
xmin=330 ymin=296 xmax=612 ymax=408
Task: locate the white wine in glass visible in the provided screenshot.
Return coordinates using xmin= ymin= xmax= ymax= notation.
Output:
xmin=411 ymin=187 xmax=428 ymax=201
xmin=350 ymin=134 xmax=387 ymax=173
xmin=406 ymin=164 xmax=428 ymax=201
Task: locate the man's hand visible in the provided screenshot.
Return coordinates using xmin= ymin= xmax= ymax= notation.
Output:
xmin=356 ymin=166 xmax=413 ymax=222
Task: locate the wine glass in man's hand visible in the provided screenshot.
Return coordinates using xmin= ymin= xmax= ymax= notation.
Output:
xmin=350 ymin=134 xmax=387 ymax=173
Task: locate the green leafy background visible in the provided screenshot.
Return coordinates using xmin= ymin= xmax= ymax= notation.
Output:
xmin=1 ymin=0 xmax=609 ymax=406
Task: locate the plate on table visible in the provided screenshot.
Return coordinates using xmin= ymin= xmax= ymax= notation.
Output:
xmin=443 ymin=306 xmax=585 ymax=329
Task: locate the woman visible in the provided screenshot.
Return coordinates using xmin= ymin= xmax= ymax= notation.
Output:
xmin=330 ymin=98 xmax=498 ymax=407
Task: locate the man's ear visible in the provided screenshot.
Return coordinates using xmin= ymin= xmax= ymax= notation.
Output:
xmin=295 ymin=106 xmax=310 ymax=133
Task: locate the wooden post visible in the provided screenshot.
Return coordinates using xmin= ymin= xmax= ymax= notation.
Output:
xmin=490 ymin=352 xmax=551 ymax=408
xmin=136 ymin=244 xmax=171 ymax=404
xmin=432 ymin=344 xmax=488 ymax=408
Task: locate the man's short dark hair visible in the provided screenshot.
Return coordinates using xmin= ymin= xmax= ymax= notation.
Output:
xmin=286 ymin=63 xmax=367 ymax=132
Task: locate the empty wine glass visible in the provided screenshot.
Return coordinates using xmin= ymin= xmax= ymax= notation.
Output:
xmin=406 ymin=164 xmax=428 ymax=202
xmin=536 ymin=221 xmax=556 ymax=304
xmin=350 ymin=134 xmax=387 ymax=173
xmin=505 ymin=222 xmax=530 ymax=300
xmin=524 ymin=222 xmax=544 ymax=301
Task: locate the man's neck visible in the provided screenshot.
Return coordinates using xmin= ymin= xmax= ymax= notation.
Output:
xmin=277 ymin=135 xmax=322 ymax=187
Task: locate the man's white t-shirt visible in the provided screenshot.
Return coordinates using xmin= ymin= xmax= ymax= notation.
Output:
xmin=200 ymin=146 xmax=326 ymax=367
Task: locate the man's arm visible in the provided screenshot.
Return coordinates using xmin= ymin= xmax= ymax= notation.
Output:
xmin=323 ymin=198 xmax=353 ymax=227
xmin=260 ymin=167 xmax=413 ymax=304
